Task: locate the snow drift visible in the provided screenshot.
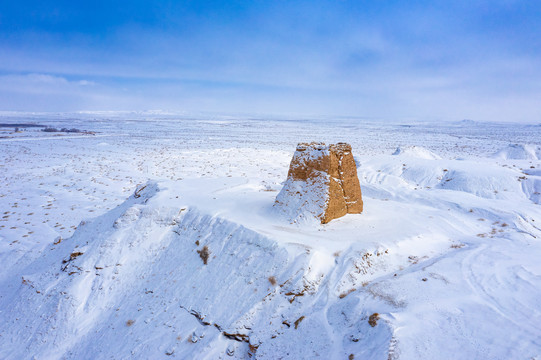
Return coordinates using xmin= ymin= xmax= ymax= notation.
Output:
xmin=392 ymin=146 xmax=442 ymax=160
xmin=493 ymin=144 xmax=541 ymax=160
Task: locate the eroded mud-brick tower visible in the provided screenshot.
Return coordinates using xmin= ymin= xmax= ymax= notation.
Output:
xmin=274 ymin=142 xmax=363 ymax=224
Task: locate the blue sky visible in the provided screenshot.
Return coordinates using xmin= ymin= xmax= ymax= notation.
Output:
xmin=0 ymin=1 xmax=540 ymax=121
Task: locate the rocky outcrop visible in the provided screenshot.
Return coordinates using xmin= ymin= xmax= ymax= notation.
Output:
xmin=274 ymin=142 xmax=363 ymax=224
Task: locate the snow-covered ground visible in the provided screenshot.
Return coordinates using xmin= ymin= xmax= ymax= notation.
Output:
xmin=1 ymin=112 xmax=540 ymax=359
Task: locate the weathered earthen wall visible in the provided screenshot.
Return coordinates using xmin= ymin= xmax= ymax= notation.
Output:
xmin=274 ymin=142 xmax=363 ymax=224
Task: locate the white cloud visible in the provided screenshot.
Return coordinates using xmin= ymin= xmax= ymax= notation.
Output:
xmin=0 ymin=73 xmax=105 ymax=111
xmin=0 ymin=73 xmax=96 ymax=90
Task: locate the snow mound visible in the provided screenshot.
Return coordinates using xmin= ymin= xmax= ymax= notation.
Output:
xmin=359 ymin=157 xmax=530 ymax=201
xmin=437 ymin=168 xmax=521 ymax=199
xmin=274 ymin=175 xmax=328 ymax=224
xmin=492 ymin=144 xmax=541 ymax=160
xmin=392 ymin=146 xmax=442 ymax=160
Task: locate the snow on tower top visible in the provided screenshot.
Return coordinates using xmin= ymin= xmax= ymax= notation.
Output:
xmin=274 ymin=142 xmax=363 ymax=224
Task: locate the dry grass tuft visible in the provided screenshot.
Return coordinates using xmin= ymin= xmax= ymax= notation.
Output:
xmin=294 ymin=316 xmax=305 ymax=329
xmin=368 ymin=313 xmax=379 ymax=327
xmin=197 ymin=246 xmax=210 ymax=265
xmin=70 ymin=251 xmax=84 ymax=259
xmin=249 ymin=343 xmax=259 ymax=354
xmin=126 ymin=319 xmax=135 ymax=327
xmin=339 ymin=288 xmax=356 ymax=299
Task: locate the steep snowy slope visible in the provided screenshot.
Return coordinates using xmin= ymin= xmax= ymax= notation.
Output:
xmin=0 ymin=182 xmax=393 ymax=359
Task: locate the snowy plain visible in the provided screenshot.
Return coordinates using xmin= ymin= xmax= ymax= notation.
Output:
xmin=0 ymin=112 xmax=540 ymax=359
